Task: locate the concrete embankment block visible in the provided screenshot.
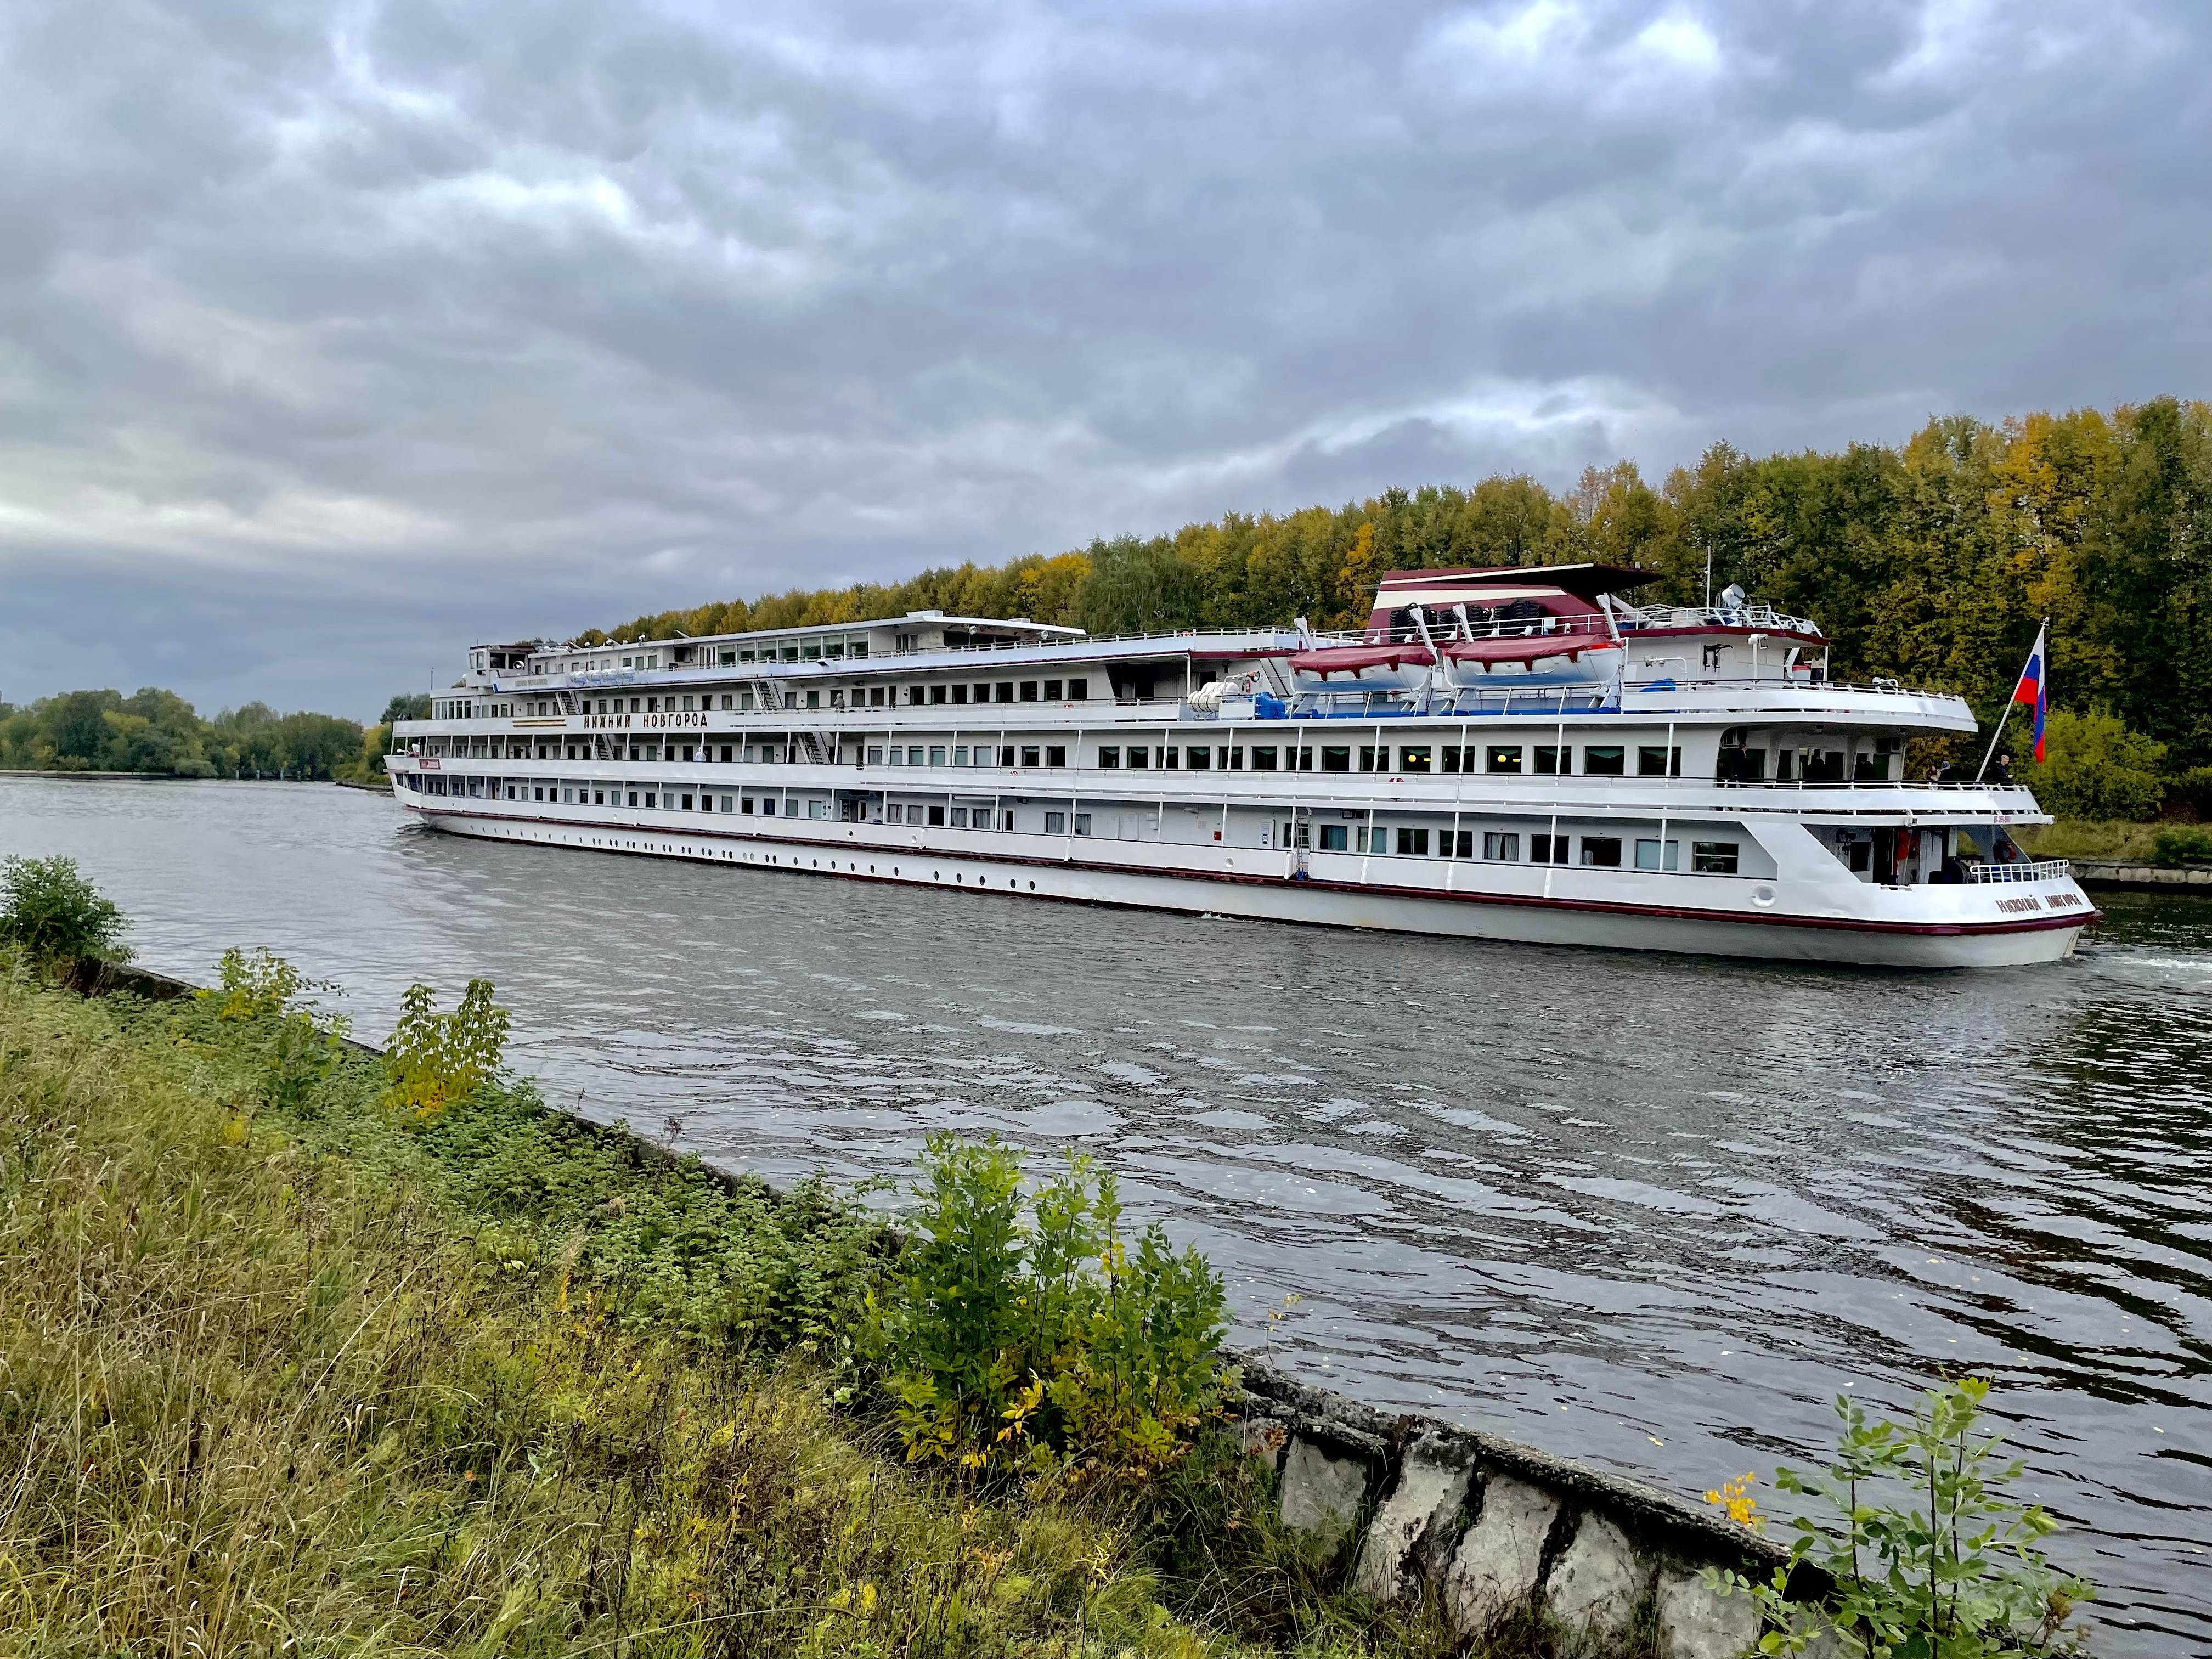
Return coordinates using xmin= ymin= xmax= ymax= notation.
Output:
xmin=1544 ymin=1512 xmax=1648 ymax=1642
xmin=1655 ymin=1565 xmax=1764 ymax=1659
xmin=1442 ymin=1475 xmax=1560 ymax=1633
xmin=1351 ymin=1432 xmax=1474 ymax=1601
xmin=1234 ymin=1353 xmax=1810 ymax=1647
xmin=1278 ymin=1436 xmax=1371 ymax=1553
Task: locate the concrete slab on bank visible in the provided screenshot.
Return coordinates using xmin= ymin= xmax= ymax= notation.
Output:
xmin=2073 ymin=860 xmax=2212 ymax=892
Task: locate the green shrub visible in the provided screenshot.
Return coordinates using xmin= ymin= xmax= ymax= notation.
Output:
xmin=0 ymin=854 xmax=131 ymax=975
xmin=2163 ymin=766 xmax=2212 ymax=822
xmin=884 ymin=1133 xmax=1230 ymax=1482
xmin=2028 ymin=710 xmax=2165 ymax=820
xmin=383 ymin=978 xmax=511 ymax=1117
xmin=194 ymin=946 xmax=351 ymax=1111
xmin=2152 ymin=825 xmax=2212 ymax=866
xmin=1707 ymin=1376 xmax=2092 ymax=1657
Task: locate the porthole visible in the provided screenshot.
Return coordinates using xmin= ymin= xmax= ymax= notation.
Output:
xmin=1028 ymin=880 xmax=1035 ymax=890
xmin=1751 ymin=885 xmax=1778 ymax=908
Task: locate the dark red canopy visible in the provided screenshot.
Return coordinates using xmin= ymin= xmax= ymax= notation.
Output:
xmin=1289 ymin=645 xmax=1437 ymax=679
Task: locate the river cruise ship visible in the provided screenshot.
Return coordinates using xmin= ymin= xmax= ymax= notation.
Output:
xmin=386 ymin=563 xmax=2095 ymax=967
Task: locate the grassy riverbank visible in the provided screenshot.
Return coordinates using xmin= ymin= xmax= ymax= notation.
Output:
xmin=0 ymin=966 xmax=1482 ymax=1658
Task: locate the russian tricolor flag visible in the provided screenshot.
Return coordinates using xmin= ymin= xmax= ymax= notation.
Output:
xmin=2011 ymin=624 xmax=2048 ymax=763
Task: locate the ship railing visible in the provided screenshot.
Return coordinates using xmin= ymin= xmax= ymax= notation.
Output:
xmin=1961 ymin=858 xmax=2073 ymax=884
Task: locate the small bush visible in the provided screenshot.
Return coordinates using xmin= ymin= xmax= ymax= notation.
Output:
xmin=1707 ymin=1376 xmax=2092 ymax=1657
xmin=0 ymin=854 xmax=131 ymax=975
xmin=884 ymin=1133 xmax=1231 ymax=1482
xmin=383 ymin=978 xmax=510 ymax=1116
xmin=2029 ymin=709 xmax=2165 ymax=820
xmin=2152 ymin=825 xmax=2212 ymax=867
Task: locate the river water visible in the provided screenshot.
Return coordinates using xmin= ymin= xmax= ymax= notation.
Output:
xmin=5 ymin=777 xmax=2208 ymax=1651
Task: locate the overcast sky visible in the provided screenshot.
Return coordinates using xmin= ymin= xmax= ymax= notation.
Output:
xmin=3 ymin=0 xmax=2207 ymax=718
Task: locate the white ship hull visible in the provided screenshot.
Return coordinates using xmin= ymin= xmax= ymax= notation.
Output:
xmin=402 ymin=797 xmax=2090 ymax=969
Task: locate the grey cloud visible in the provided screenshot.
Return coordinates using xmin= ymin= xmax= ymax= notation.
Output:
xmin=2 ymin=0 xmax=2207 ymax=716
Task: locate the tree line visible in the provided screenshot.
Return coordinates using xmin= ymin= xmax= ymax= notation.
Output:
xmin=0 ymin=689 xmax=413 ymax=781
xmin=589 ymin=398 xmax=2211 ymax=806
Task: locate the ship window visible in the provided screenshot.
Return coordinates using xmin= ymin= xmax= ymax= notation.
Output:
xmin=1395 ymin=827 xmax=1430 ymax=856
xmin=533 ymin=786 xmax=544 ymax=801
xmin=739 ymin=650 xmax=755 ymax=663
xmin=1693 ymin=840 xmax=1740 ymax=874
xmin=1020 ymin=681 xmax=1040 ymax=702
xmin=931 ymin=685 xmax=948 ymax=704
xmin=682 ymin=696 xmax=695 ymax=712
xmin=887 ymin=803 xmax=904 ymax=824
xmin=1362 ymin=827 xmax=1388 ymax=854
xmin=1321 ymin=746 xmax=1350 ymax=772
xmin=1358 ymin=746 xmax=1385 ymax=772
xmin=1583 ymin=746 xmax=1626 ymax=776
xmin=1854 ymin=750 xmax=1891 ymax=781
xmin=867 ymin=687 xmax=884 ymax=707
xmin=972 ymin=747 xmax=990 ymax=768
xmin=827 ymin=642 xmax=844 ymax=658
xmin=996 ymin=684 xmax=1014 ymax=703
xmin=1400 ymin=747 xmax=1432 ymax=774
xmin=1187 ymin=746 xmax=1211 ymax=770
xmin=1444 ymin=830 xmax=1472 ymax=857
xmin=1069 ymin=679 xmax=1088 ymax=699
xmin=902 ymin=746 xmax=922 ymax=765
xmin=810 ymin=800 xmax=828 ymax=819
xmin=1045 ymin=811 xmax=1067 ymax=833
xmin=1773 ymin=748 xmax=1793 ymax=781
xmin=627 ymin=791 xmax=640 ymax=806
xmin=1099 ymin=746 xmax=1121 ymax=768
xmin=1161 ymin=746 xmax=1179 ymax=770
xmin=1251 ymin=746 xmax=1278 ymax=770
xmin=720 ymin=795 xmax=733 ymax=813
xmin=721 ymin=745 xmax=734 ymax=762
xmin=1126 ymin=746 xmax=1148 ymax=769
xmin=1042 ymin=680 xmax=1062 ymax=699
xmin=782 ymin=647 xmax=800 ymax=662
xmin=972 ymin=683 xmax=991 ymax=702
xmin=741 ymin=797 xmax=754 ymax=813
xmin=907 ymin=685 xmax=926 ymax=704
xmin=681 ymin=794 xmax=694 ymax=810
xmin=951 ymin=684 xmax=968 ymax=703
xmin=1637 ymin=745 xmax=1681 ymax=777
xmin=1531 ymin=834 xmax=1568 ymax=863
xmin=929 ymin=746 xmax=947 ymax=766
xmin=927 ymin=805 xmax=945 ymax=826
xmin=1318 ymin=824 xmax=1348 ymax=851
xmin=1280 ymin=821 xmax=1311 ymax=848
xmin=951 ymin=806 xmax=968 ymax=827
xmin=1804 ymin=749 xmax=1844 ymax=781
xmin=1487 ymin=746 xmax=1523 ymax=774
xmin=1483 ymin=832 xmax=1519 ymax=861
xmin=1534 ymin=745 xmax=1570 ymax=775
xmin=998 ymin=745 xmax=1016 ymax=766
xmin=1021 ymin=745 xmax=1041 ymax=767
xmin=1045 ymin=746 xmax=1066 ymax=767
xmin=954 ymin=746 xmax=969 ymax=765
xmin=1075 ymin=813 xmax=1092 ymax=836
xmin=1634 ymin=838 xmax=1679 ymax=871
xmin=648 ymin=697 xmax=661 ymax=713
xmin=721 ymin=695 xmax=734 ymax=711
xmin=1224 ymin=746 xmax=1242 ymax=769
xmin=786 ymin=798 xmax=800 ymax=816
xmin=1581 ymin=836 xmax=1623 ymax=867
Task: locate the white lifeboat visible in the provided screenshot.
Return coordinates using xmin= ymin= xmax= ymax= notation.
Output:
xmin=1438 ymin=633 xmax=1617 ymax=689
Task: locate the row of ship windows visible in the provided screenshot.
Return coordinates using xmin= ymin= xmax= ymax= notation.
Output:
xmin=396 ymin=775 xmax=1742 ymax=873
xmin=445 ymin=679 xmax=1093 ymax=721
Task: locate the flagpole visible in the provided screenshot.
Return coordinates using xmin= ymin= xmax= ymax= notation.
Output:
xmin=1976 ymin=619 xmax=2047 ymax=782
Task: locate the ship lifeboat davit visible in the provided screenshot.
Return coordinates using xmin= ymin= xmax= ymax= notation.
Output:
xmin=1439 ymin=633 xmax=1616 ymax=689
xmin=1288 ymin=643 xmax=1436 ymax=693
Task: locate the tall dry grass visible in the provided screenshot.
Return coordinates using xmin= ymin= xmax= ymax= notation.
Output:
xmin=0 ymin=969 xmax=1251 ymax=1657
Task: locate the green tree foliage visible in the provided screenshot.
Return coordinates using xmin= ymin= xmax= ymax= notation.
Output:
xmin=591 ymin=398 xmax=2211 ymax=780
xmin=2029 ymin=709 xmax=2167 ymax=821
xmin=1708 ymin=1377 xmax=2092 ymax=1658
xmin=0 ymin=689 xmax=367 ymax=778
xmin=0 ymin=855 xmax=132 ymax=974
xmin=883 ymin=1134 xmax=1229 ymax=1483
